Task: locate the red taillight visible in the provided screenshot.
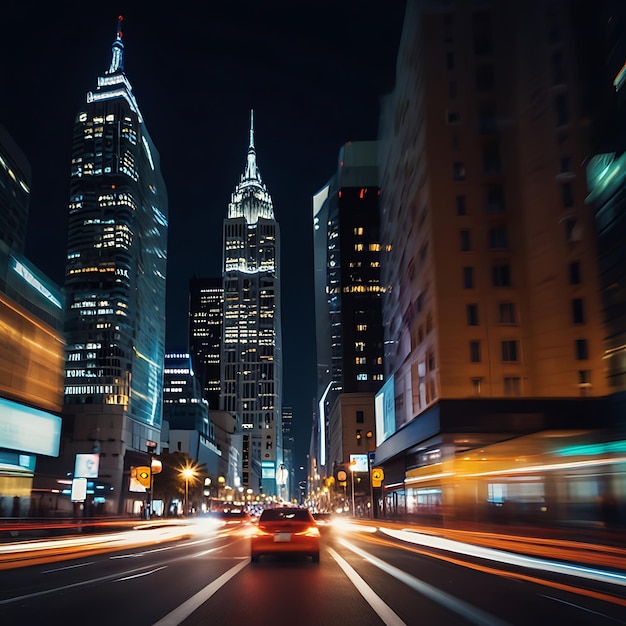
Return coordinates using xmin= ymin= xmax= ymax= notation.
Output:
xmin=252 ymin=525 xmax=273 ymax=537
xmin=295 ymin=525 xmax=320 ymax=538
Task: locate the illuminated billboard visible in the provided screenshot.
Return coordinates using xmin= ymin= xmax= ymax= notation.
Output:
xmin=0 ymin=397 xmax=61 ymax=456
xmin=349 ymin=454 xmax=369 ymax=473
xmin=374 ymin=375 xmax=396 ymax=446
xmin=74 ymin=453 xmax=100 ymax=478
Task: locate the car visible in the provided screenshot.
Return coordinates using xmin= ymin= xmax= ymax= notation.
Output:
xmin=250 ymin=507 xmax=320 ymax=563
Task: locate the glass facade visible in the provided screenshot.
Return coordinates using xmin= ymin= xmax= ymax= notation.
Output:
xmin=61 ymin=18 xmax=168 ymax=513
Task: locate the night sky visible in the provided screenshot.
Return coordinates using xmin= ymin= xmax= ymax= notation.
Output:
xmin=1 ymin=2 xmax=407 ymax=473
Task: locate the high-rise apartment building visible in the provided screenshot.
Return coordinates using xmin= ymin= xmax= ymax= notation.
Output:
xmin=60 ymin=18 xmax=168 ymax=514
xmin=375 ymin=1 xmax=611 ymax=520
xmin=313 ymin=141 xmax=384 ymax=477
xmin=189 ymin=276 xmax=223 ymax=410
xmin=220 ymin=111 xmax=283 ymax=496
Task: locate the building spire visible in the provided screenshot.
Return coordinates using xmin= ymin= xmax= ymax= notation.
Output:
xmin=244 ymin=108 xmax=259 ymax=182
xmin=108 ymin=15 xmax=125 ymax=74
xmin=249 ymin=109 xmax=255 ymax=150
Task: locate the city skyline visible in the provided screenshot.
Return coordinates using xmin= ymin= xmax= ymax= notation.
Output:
xmin=0 ymin=3 xmax=407 ymax=469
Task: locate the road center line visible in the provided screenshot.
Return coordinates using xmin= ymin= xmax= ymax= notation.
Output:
xmin=151 ymin=558 xmax=248 ymax=626
xmin=328 ymin=547 xmax=407 ymax=626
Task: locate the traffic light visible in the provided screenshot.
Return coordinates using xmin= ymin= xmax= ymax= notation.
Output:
xmin=334 ymin=464 xmax=348 ymax=483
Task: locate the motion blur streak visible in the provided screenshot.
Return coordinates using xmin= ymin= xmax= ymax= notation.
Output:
xmin=328 ymin=547 xmax=406 ymax=626
xmin=400 ymin=527 xmax=626 ymax=570
xmin=0 ymin=524 xmax=195 ymax=569
xmin=356 ymin=531 xmax=626 ymax=609
xmin=380 ymin=529 xmax=626 ymax=588
xmin=338 ymin=538 xmax=508 ymax=626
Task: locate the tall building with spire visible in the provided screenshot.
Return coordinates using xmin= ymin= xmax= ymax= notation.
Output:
xmin=221 ymin=111 xmax=283 ymax=497
xmin=59 ymin=17 xmax=168 ymax=515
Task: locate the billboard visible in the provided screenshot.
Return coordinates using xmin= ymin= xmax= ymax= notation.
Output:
xmin=349 ymin=454 xmax=369 ymax=473
xmin=374 ymin=375 xmax=396 ymax=446
xmin=0 ymin=397 xmax=61 ymax=457
xmin=74 ymin=453 xmax=100 ymax=478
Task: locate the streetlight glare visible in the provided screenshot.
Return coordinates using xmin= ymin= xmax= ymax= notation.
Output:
xmin=179 ymin=463 xmax=199 ymax=516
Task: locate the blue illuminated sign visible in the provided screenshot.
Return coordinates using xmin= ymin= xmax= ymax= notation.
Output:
xmin=0 ymin=397 xmax=61 ymax=456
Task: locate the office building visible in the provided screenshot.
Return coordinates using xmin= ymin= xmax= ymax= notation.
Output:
xmin=313 ymin=141 xmax=383 ymax=479
xmin=162 ymin=352 xmax=221 ymax=479
xmin=220 ymin=111 xmax=283 ymax=496
xmin=59 ymin=17 xmax=168 ymax=514
xmin=189 ymin=276 xmax=223 ymax=410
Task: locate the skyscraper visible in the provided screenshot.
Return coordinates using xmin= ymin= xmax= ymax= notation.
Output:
xmin=313 ymin=141 xmax=384 ymax=477
xmin=221 ymin=111 xmax=283 ymax=497
xmin=189 ymin=276 xmax=223 ymax=410
xmin=61 ymin=17 xmax=168 ymax=514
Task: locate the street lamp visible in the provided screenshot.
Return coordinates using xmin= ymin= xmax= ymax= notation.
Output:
xmin=180 ymin=465 xmax=196 ymax=516
xmin=349 ymin=459 xmax=357 ymax=516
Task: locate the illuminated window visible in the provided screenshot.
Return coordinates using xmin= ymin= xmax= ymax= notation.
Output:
xmin=355 ymin=243 xmax=364 ymax=251
xmin=356 ymin=324 xmax=367 ymax=331
xmin=357 ymin=374 xmax=368 ymax=381
xmin=354 ymin=227 xmax=364 ymax=235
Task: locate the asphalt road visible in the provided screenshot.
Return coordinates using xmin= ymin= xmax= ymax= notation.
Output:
xmin=1 ymin=519 xmax=624 ymax=626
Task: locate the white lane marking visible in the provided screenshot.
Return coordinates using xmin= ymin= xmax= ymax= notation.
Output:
xmin=42 ymin=561 xmax=95 ymax=573
xmin=0 ymin=546 xmax=224 ymax=605
xmin=541 ymin=595 xmax=626 ymax=624
xmin=117 ymin=566 xmax=168 ymax=581
xmin=191 ymin=547 xmax=221 ymax=558
xmin=381 ymin=528 xmax=626 ymax=587
xmin=339 ymin=538 xmax=509 ymax=626
xmin=151 ymin=558 xmax=249 ymax=626
xmin=0 ymin=564 xmax=155 ymax=605
xmin=328 ymin=547 xmax=406 ymax=626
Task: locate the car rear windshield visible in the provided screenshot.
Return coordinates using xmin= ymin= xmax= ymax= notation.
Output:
xmin=259 ymin=509 xmax=312 ymax=522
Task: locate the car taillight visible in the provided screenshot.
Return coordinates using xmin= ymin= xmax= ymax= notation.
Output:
xmin=295 ymin=526 xmax=320 ymax=538
xmin=253 ymin=525 xmax=273 ymax=537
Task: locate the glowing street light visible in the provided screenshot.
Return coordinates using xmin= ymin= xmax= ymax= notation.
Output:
xmin=180 ymin=465 xmax=197 ymax=516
